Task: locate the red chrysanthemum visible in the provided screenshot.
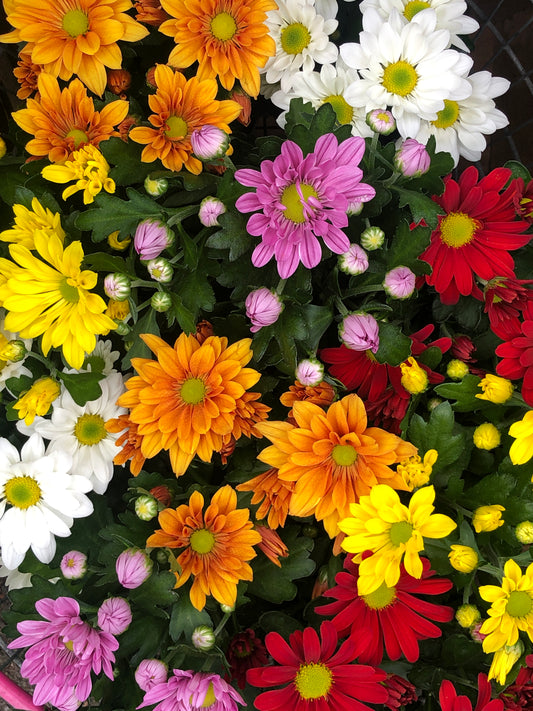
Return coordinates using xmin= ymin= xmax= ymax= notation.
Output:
xmin=439 ymin=674 xmax=503 ymax=711
xmin=382 ymin=674 xmax=418 ymax=710
xmin=420 ymin=166 xmax=531 ymax=305
xmin=514 ymin=178 xmax=533 ymax=223
xmin=495 ymin=320 xmax=533 ymax=406
xmin=226 ymin=628 xmax=268 ymax=689
xmin=317 ymin=555 xmax=453 ymax=665
xmin=498 ymin=655 xmax=533 ymax=710
xmin=246 ymin=620 xmax=387 ymax=711
xmin=484 ymin=278 xmax=533 ymax=339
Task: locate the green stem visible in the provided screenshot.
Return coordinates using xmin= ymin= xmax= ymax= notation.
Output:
xmin=166 ymin=204 xmax=200 ymax=227
xmin=213 ymin=612 xmax=231 ymax=637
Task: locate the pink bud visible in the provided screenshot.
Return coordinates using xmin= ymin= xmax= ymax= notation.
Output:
xmin=190 ymin=126 xmax=229 ymax=161
xmin=295 ymin=359 xmax=324 ymax=386
xmin=394 ymin=139 xmax=430 ymax=177
xmin=199 ymin=196 xmax=226 ymax=227
xmin=338 ymin=244 xmax=369 ymax=275
xmin=366 ymin=109 xmax=396 ymax=135
xmin=135 ymin=659 xmax=168 ymax=692
xmin=97 ymin=597 xmax=132 ymax=635
xmin=116 ymin=548 xmax=153 ymax=589
xmin=60 ymin=550 xmax=87 ymax=580
xmin=134 ymin=219 xmax=174 ymax=261
xmin=383 ymin=265 xmax=416 ymax=299
xmin=245 ymin=288 xmax=283 ymax=333
xmin=340 ymin=312 xmax=380 ymax=353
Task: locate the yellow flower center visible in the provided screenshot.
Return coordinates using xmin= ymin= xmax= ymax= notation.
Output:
xmin=210 ymin=12 xmax=237 ymax=41
xmin=294 ymin=662 xmax=333 ymax=700
xmin=59 ymin=277 xmax=81 ymax=304
xmin=4 ymin=476 xmax=41 ymax=509
xmin=65 ymin=129 xmax=89 ymax=148
xmin=331 ymin=444 xmax=358 ymax=466
xmin=439 ymin=212 xmax=480 ymax=248
xmin=64 ymin=640 xmax=75 ymax=652
xmin=432 ymin=100 xmax=460 ymax=129
xmin=382 ymin=60 xmax=418 ymax=97
xmin=362 ymin=581 xmax=397 ymax=609
xmin=281 ymin=23 xmax=311 ymax=54
xmin=280 ymin=183 xmax=318 ymax=223
xmin=62 ymin=9 xmax=90 ymax=37
xmin=190 ymin=529 xmax=216 ymax=554
xmin=74 ymin=413 xmax=107 ymax=446
xmin=389 ymin=520 xmax=414 ymax=546
xmin=403 ymin=0 xmax=431 ymax=21
xmin=322 ymin=95 xmax=353 ymax=125
xmin=165 ymin=116 xmax=188 ymax=140
xmin=180 ymin=377 xmax=207 ymax=405
xmin=199 ymin=682 xmax=216 ymax=708
xmin=506 ymin=591 xmax=533 ymax=618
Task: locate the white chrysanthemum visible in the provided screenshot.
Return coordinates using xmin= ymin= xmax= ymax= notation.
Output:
xmin=415 ymin=69 xmax=510 ymax=165
xmin=271 ymin=61 xmax=373 ymax=137
xmin=82 ymin=339 xmax=120 ymax=375
xmin=261 ymin=0 xmax=339 ymax=94
xmin=19 ymin=372 xmax=126 ymax=495
xmin=341 ymin=8 xmax=473 ymax=138
xmin=0 ymin=555 xmax=32 ymax=590
xmin=359 ymin=0 xmax=479 ymax=52
xmin=0 ymin=309 xmax=32 ymax=392
xmin=0 ymin=434 xmax=93 ymax=569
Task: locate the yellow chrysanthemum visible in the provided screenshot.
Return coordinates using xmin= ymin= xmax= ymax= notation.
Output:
xmin=42 ymin=144 xmax=115 ymax=204
xmin=0 ymin=0 xmax=149 ymax=96
xmin=479 ymin=559 xmax=533 ymax=653
xmin=339 ymin=484 xmax=457 ymax=595
xmin=13 ymin=377 xmax=61 ymax=426
xmin=488 ymin=642 xmax=523 ymax=685
xmin=0 ymin=197 xmax=65 ymax=250
xmin=116 ymin=332 xmax=264 ymax=475
xmin=0 ymin=232 xmax=116 ymax=368
xmin=12 ymin=73 xmax=129 ymax=163
xmin=159 ymin=0 xmax=277 ymax=98
xmin=129 ymin=64 xmax=242 ymax=174
xmin=509 ymin=410 xmax=533 ymax=466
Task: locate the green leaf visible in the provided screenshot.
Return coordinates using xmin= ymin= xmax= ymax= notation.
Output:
xmin=58 ymin=370 xmax=105 ymax=406
xmin=258 ymin=611 xmax=303 ymax=637
xmin=392 ymin=185 xmax=444 ymax=228
xmin=301 ymin=304 xmax=333 ymax=351
xmin=100 ymin=137 xmax=155 ymax=186
xmin=169 ymin=595 xmax=213 ymax=642
xmin=284 ymin=97 xmax=317 ymax=135
xmin=434 ymin=374 xmax=490 ymax=412
xmin=128 ymin=570 xmax=177 ymax=616
xmin=167 ymin=292 xmax=196 ymax=334
xmin=374 ymin=322 xmax=411 ymax=366
xmin=117 ymin=615 xmax=170 ymax=665
xmin=176 ymin=267 xmax=216 ymax=318
xmin=407 ymin=401 xmax=469 ymax=476
xmin=121 ymin=308 xmax=160 ymax=370
xmin=504 ymin=160 xmax=532 ymax=183
xmin=273 ymin=307 xmax=309 ymax=375
xmin=206 ymin=210 xmax=253 ymax=261
xmin=386 ymin=221 xmax=432 ymax=274
xmin=82 ymin=252 xmax=136 ymax=276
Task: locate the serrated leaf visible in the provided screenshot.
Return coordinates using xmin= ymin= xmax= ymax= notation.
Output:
xmin=301 ymin=304 xmax=333 ymax=351
xmin=168 ymin=292 xmax=196 ymax=334
xmin=82 ymin=252 xmax=136 ymax=276
xmin=121 ymin=308 xmax=160 ymax=370
xmin=169 ymin=595 xmax=212 ymax=642
xmin=206 ymin=210 xmax=253 ymax=261
xmin=176 ymin=268 xmax=215 ymax=317
xmin=407 ymin=401 xmax=468 ymax=474
xmin=374 ymin=322 xmax=411 ymax=366
xmin=100 ymin=137 xmax=155 ymax=186
xmin=434 ymin=374 xmax=489 ymax=412
xmin=392 ymin=185 xmax=443 ymax=228
xmin=128 ymin=571 xmax=177 ymax=616
xmin=58 ymin=370 xmax=105 ymax=406
xmin=386 ymin=220 xmax=432 ymax=273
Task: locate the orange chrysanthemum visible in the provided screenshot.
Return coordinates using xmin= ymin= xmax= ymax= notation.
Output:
xmin=105 ymin=413 xmax=146 ymax=475
xmin=255 ymin=394 xmax=418 ymax=538
xmin=280 ymin=379 xmax=336 ymax=420
xmin=12 ymin=73 xmax=129 ymax=163
xmin=129 ymin=63 xmax=241 ymax=174
xmin=117 ymin=331 xmax=263 ymax=476
xmin=146 ymin=485 xmax=262 ymax=610
xmin=134 ymin=0 xmax=169 ymax=26
xmin=255 ymin=525 xmax=289 ymax=568
xmin=0 ymin=0 xmax=149 ymax=96
xmin=237 ymin=467 xmax=294 ymax=529
xmin=13 ymin=48 xmax=41 ymax=100
xmin=159 ymin=0 xmax=277 ymax=98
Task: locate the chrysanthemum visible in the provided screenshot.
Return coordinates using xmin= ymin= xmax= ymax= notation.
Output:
xmin=247 ymin=620 xmax=388 ymax=710
xmin=341 ymin=8 xmax=472 ymax=138
xmin=227 ymin=629 xmax=268 ymax=689
xmin=105 ymin=413 xmax=147 ymax=475
xmin=159 ymin=0 xmax=277 ymax=98
xmin=235 ymin=134 xmax=375 ymax=278
xmin=134 ymin=0 xmax=169 ymax=27
xmin=279 ymin=379 xmax=336 ymax=419
xmin=479 ymin=559 xmax=533 ymax=654
xmin=146 ymin=486 xmax=262 ymax=610
xmin=0 ymin=0 xmax=149 ymax=96
xmin=42 ymin=144 xmax=116 ymax=204
xmin=138 ymin=669 xmax=245 ymax=711
xmin=496 ymin=320 xmax=533 ymax=407
xmin=419 ymin=166 xmax=531 ymax=304
xmin=261 ymin=0 xmax=338 ymax=94
xmin=439 ymin=674 xmax=503 ymax=711
xmin=0 ymin=310 xmax=32 ymax=393
xmin=116 ymin=331 xmax=263 ymax=476
xmin=12 ymin=73 xmax=129 ymax=163
xmin=237 ymin=467 xmax=295 ymax=529
xmin=13 ymin=48 xmax=41 ymax=101
xmin=508 ymin=411 xmax=533 ymax=467
xmin=20 ymin=373 xmax=126 ymax=495
xmin=339 ymin=484 xmax=457 ymax=595
xmin=317 ymin=555 xmax=453 ymax=664
xmin=0 ymin=197 xmax=66 ymax=250
xmin=129 ymin=64 xmax=241 ymax=174
xmin=0 ymin=232 xmax=116 ymax=369
xmin=255 ymin=394 xmax=417 ymax=538
xmin=0 ymin=434 xmax=93 ymax=570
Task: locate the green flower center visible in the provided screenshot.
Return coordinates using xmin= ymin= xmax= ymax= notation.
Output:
xmin=382 ymin=60 xmax=418 ymax=97
xmin=432 ymin=100 xmax=460 ymax=129
xmin=280 ymin=182 xmax=318 ymax=223
xmin=362 ymin=581 xmax=397 ymax=610
xmin=294 ymin=662 xmax=333 ymax=700
xmin=4 ymin=475 xmax=41 ymax=509
xmin=506 ymin=590 xmax=533 ymax=618
xmin=165 ymin=116 xmax=188 ymax=140
xmin=403 ymin=0 xmax=431 ymax=21
xmin=389 ymin=520 xmax=414 ymax=546
xmin=439 ymin=212 xmax=480 ymax=248
xmin=190 ymin=529 xmax=216 ymax=554
xmin=180 ymin=377 xmax=206 ymax=405
xmin=281 ymin=23 xmax=311 ymax=55
xmin=59 ymin=277 xmax=81 ymax=304
xmin=62 ymin=9 xmax=90 ymax=37
xmin=74 ymin=413 xmax=107 ymax=446
xmin=331 ymin=444 xmax=358 ymax=466
xmin=66 ymin=129 xmax=89 ymax=148
xmin=323 ymin=94 xmax=353 ymax=125
xmin=210 ymin=12 xmax=237 ymax=41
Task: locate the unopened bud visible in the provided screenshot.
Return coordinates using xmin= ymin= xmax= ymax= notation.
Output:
xmin=360 ymin=226 xmax=385 ymax=251
xmin=151 ymin=292 xmax=172 ymax=313
xmin=144 ymin=175 xmax=169 ymax=197
xmin=146 ymin=258 xmax=174 ymax=283
xmin=104 ymin=273 xmax=131 ymax=301
xmin=135 ymin=495 xmax=159 ymax=521
xmin=191 ymin=625 xmax=216 ymax=650
xmin=0 ymin=339 xmax=26 ymax=362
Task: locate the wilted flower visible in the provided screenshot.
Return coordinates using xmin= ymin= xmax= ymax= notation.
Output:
xmin=245 ymin=288 xmax=283 ymax=332
xmin=134 ymin=219 xmax=174 ymax=261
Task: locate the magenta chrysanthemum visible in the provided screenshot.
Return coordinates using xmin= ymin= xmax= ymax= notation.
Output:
xmin=137 ymin=669 xmax=244 ymax=711
xmin=235 ymin=133 xmax=375 ymax=278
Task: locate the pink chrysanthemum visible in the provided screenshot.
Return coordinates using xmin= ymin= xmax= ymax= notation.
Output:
xmin=138 ymin=669 xmax=244 ymax=711
xmin=235 ymin=133 xmax=375 ymax=278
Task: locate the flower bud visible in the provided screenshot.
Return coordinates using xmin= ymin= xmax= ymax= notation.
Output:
xmin=150 ymin=485 xmax=172 ymax=508
xmin=400 ymin=357 xmax=428 ymax=394
xmin=340 ymin=312 xmax=379 ymax=353
xmin=135 ymin=495 xmax=159 ymax=521
xmin=107 ymin=68 xmax=131 ymax=96
xmin=515 ymin=521 xmax=533 ymax=544
xmin=135 ymin=659 xmax=168 ymax=692
xmin=383 ymin=265 xmax=416 ymax=299
xmin=134 ymin=219 xmax=174 ymax=261
xmin=295 ymin=359 xmax=324 ymax=387
xmin=147 ymin=258 xmax=174 ymax=283
xmin=191 ymin=625 xmax=216 ymax=651
xmin=447 ymin=359 xmax=469 ymax=380
xmin=0 ymin=136 xmax=6 ymax=160
xmin=394 ymin=138 xmax=430 ymax=177
xmin=245 ymin=288 xmax=283 ymax=333
xmin=144 ymin=175 xmax=169 ymax=198
xmin=115 ymin=321 xmax=131 ymax=336
xmin=472 ymin=505 xmax=505 ymax=533
xmin=455 ymin=604 xmax=480 ymax=629
xmin=230 ymin=88 xmax=252 ymax=126
xmin=199 ymin=196 xmax=226 ymax=227
xmin=473 ymin=423 xmax=501 ymax=451
xmin=360 ymin=226 xmax=385 ymax=251
xmin=116 ymin=548 xmax=153 ymax=589
xmin=366 ymin=109 xmax=396 ymax=135
xmin=104 ymin=273 xmax=131 ymax=301
xmin=97 ymin=597 xmax=132 ymax=635
xmin=448 ymin=544 xmax=478 ymax=573
xmin=151 ymin=292 xmax=172 ymax=313
xmin=476 ymin=374 xmax=514 ymax=404
xmin=190 ymin=125 xmax=230 ymax=161
xmin=107 ymin=230 xmax=131 ymax=250
xmin=60 ymin=550 xmax=87 ymax=579
xmin=338 ymin=244 xmax=369 ymax=275
xmin=0 ymin=339 xmax=26 ymax=362
xmin=220 ymin=603 xmax=235 ymax=614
